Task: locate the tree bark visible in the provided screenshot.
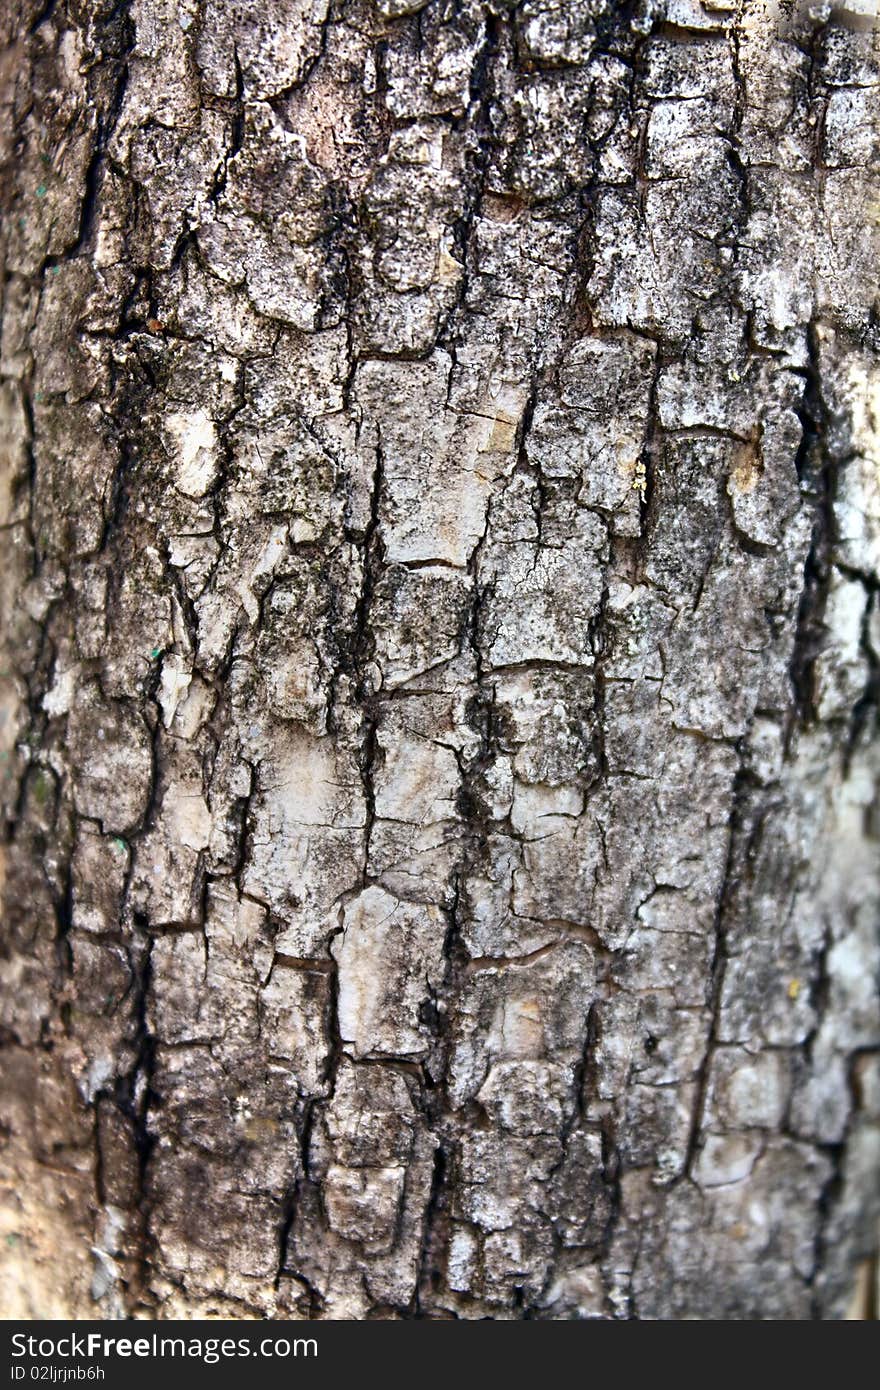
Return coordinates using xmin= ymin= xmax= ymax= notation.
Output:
xmin=1 ymin=0 xmax=879 ymax=1320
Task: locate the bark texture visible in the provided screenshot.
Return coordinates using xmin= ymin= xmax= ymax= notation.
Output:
xmin=1 ymin=0 xmax=880 ymax=1320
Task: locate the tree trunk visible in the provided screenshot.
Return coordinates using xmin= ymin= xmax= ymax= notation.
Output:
xmin=1 ymin=0 xmax=879 ymax=1321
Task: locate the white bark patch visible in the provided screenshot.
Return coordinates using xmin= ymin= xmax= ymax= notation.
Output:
xmin=833 ymin=352 xmax=880 ymax=578
xmin=237 ymin=524 xmax=289 ymax=623
xmin=510 ymin=781 xmax=582 ymax=836
xmin=164 ymin=408 xmax=219 ymax=497
xmin=815 ymin=571 xmax=868 ymax=721
xmin=169 ymin=675 xmax=214 ymax=740
xmin=42 ymin=663 xmax=80 ymax=717
xmin=357 ymin=353 xmax=520 ymax=567
xmin=163 ymin=781 xmax=213 ymax=852
xmin=332 ymin=886 xmax=445 ymax=1058
xmin=694 ymin=1133 xmax=763 ymax=1189
xmin=260 ymin=966 xmax=329 ymax=1090
xmin=158 ymin=654 xmax=192 ymax=729
xmin=376 ymin=0 xmax=429 ymax=16
xmin=373 ymin=732 xmax=459 ymax=824
xmin=245 ymin=731 xmax=365 ymax=955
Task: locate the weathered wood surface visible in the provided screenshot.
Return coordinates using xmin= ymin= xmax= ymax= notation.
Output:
xmin=1 ymin=0 xmax=879 ymax=1318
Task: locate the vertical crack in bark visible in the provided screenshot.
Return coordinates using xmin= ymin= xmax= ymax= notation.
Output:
xmin=123 ymin=929 xmax=156 ymax=1309
xmin=788 ymin=319 xmax=838 ymax=741
xmin=352 ymin=426 xmax=386 ymax=884
xmin=682 ymin=750 xmax=752 ymax=1179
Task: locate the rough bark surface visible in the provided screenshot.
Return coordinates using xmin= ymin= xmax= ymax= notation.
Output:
xmin=1 ymin=0 xmax=879 ymax=1320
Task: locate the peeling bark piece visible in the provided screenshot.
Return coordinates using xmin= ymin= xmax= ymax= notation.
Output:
xmin=332 ymin=886 xmax=446 ymax=1059
xmin=244 ymin=730 xmax=366 ymax=953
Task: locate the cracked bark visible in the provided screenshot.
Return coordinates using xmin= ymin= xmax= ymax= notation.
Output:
xmin=1 ymin=0 xmax=879 ymax=1320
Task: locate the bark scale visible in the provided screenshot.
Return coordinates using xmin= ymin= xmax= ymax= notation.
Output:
xmin=1 ymin=0 xmax=879 ymax=1319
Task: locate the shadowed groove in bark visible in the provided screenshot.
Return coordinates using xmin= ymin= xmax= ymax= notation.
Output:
xmin=788 ymin=319 xmax=839 ymax=737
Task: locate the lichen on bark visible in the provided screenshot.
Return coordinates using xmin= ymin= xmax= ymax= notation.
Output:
xmin=1 ymin=0 xmax=879 ymax=1320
